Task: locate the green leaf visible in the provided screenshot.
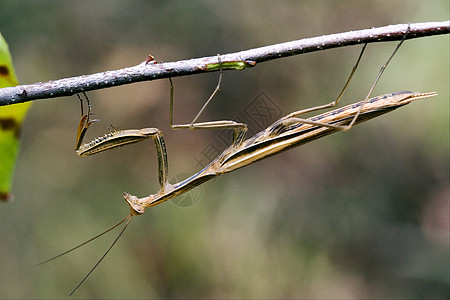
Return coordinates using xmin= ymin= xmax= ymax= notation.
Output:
xmin=0 ymin=32 xmax=31 ymax=201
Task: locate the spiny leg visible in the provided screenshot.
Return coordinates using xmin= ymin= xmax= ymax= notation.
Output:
xmin=47 ymin=96 xmax=171 ymax=294
xmin=169 ymin=55 xmax=248 ymax=147
xmin=75 ymin=92 xmax=99 ymax=150
xmin=74 ymin=94 xmax=170 ymax=191
xmin=279 ymin=25 xmax=411 ymax=131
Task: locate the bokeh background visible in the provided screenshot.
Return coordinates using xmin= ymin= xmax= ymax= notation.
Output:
xmin=0 ymin=1 xmax=448 ymax=298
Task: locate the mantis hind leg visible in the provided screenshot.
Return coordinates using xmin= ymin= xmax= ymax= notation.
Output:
xmin=278 ymin=25 xmax=411 ymax=131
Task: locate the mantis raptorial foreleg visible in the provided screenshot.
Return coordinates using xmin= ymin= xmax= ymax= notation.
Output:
xmin=75 ymin=93 xmax=99 ymax=150
xmin=75 ymin=94 xmax=170 ymax=190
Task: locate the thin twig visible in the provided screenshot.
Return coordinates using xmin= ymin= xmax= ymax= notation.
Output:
xmin=0 ymin=21 xmax=448 ymax=106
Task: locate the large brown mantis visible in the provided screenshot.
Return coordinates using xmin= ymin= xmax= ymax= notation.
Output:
xmin=41 ymin=28 xmax=437 ymax=295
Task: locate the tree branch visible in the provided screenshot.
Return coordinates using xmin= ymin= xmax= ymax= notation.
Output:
xmin=0 ymin=21 xmax=448 ymax=107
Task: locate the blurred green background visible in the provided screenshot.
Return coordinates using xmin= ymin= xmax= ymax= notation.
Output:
xmin=0 ymin=1 xmax=448 ymax=298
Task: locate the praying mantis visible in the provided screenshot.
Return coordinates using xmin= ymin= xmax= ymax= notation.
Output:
xmin=42 ymin=28 xmax=437 ymax=295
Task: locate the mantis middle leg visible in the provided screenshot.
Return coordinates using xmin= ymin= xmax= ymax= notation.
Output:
xmin=169 ymin=56 xmax=248 ymax=147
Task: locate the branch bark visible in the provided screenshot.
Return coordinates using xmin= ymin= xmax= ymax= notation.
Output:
xmin=0 ymin=21 xmax=448 ymax=107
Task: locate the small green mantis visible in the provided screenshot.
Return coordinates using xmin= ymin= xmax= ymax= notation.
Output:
xmin=41 ymin=28 xmax=437 ymax=295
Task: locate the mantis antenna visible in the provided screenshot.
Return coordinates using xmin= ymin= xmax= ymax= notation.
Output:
xmin=68 ymin=215 xmax=133 ymax=296
xmin=40 ymin=25 xmax=437 ymax=295
xmin=37 ymin=213 xmax=133 ymax=296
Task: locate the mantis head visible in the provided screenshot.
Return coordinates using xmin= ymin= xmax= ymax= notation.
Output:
xmin=123 ymin=192 xmax=149 ymax=215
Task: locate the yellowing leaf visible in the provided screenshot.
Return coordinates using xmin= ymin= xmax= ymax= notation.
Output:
xmin=0 ymin=32 xmax=31 ymax=201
